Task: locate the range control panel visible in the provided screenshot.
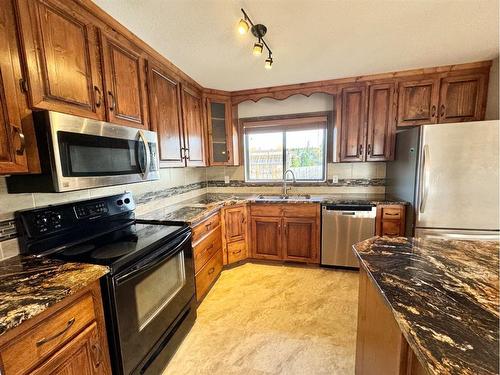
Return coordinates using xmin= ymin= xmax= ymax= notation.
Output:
xmin=17 ymin=192 xmax=136 ymax=238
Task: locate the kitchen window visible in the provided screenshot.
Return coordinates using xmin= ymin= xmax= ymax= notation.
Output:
xmin=243 ymin=114 xmax=328 ymax=182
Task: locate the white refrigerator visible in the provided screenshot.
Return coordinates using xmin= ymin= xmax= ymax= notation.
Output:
xmin=386 ymin=120 xmax=499 ymax=240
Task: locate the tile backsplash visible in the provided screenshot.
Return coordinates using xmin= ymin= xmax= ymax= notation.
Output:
xmin=0 ymin=161 xmax=385 ymax=260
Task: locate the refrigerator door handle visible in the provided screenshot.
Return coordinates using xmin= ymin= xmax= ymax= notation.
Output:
xmin=419 ymin=144 xmax=430 ymax=213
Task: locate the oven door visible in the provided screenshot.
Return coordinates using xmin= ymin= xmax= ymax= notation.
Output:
xmin=45 ymin=111 xmax=160 ymax=191
xmin=112 ymin=230 xmax=195 ymax=375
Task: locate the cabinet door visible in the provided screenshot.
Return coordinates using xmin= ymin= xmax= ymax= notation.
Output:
xmin=438 ymin=74 xmax=487 ymax=123
xmin=397 ymin=78 xmax=439 ymax=126
xmin=147 ymin=61 xmax=185 ymax=166
xmin=181 ymin=85 xmax=206 ymax=166
xmin=16 ymin=0 xmax=104 ymax=120
xmin=207 ymin=97 xmax=232 ymax=165
xmin=250 ymin=216 xmax=281 ymax=260
xmin=366 ymin=82 xmax=396 ymax=161
xmin=100 ymin=31 xmax=149 ymax=129
xmin=337 ymin=85 xmax=367 ymax=162
xmin=30 ymin=322 xmax=108 ymax=375
xmin=0 ymin=0 xmax=29 ymax=174
xmin=224 ymin=206 xmax=247 ymax=243
xmin=283 ymin=217 xmax=319 ymax=263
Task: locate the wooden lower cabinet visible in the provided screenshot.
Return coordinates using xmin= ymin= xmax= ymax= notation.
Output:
xmin=251 ymin=216 xmax=282 ymax=261
xmin=376 ymin=204 xmax=406 ymax=236
xmin=0 ymin=280 xmax=111 ymax=375
xmin=356 ymin=268 xmax=426 ymax=375
xmin=192 ymin=212 xmax=223 ymax=301
xmin=221 ymin=204 xmax=249 ymax=265
xmin=250 ymin=204 xmax=320 ymax=264
xmin=283 ymin=217 xmax=319 ymax=263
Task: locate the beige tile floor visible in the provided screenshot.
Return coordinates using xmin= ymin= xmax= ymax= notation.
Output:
xmin=163 ymin=263 xmax=359 ymax=375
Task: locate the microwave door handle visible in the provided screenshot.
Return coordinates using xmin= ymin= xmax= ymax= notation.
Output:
xmin=115 ymin=231 xmax=191 ymax=285
xmin=138 ymin=130 xmax=151 ymax=180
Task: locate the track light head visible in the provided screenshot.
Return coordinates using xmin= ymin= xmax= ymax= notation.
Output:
xmin=238 ymin=18 xmax=249 ymax=34
xmin=253 ymin=40 xmax=263 ymax=56
xmin=265 ymin=54 xmax=273 ymax=70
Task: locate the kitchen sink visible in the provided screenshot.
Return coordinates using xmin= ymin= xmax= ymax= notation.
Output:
xmin=256 ymin=194 xmax=312 ymax=200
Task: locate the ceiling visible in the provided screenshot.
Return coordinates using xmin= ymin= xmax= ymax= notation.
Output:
xmin=92 ymin=0 xmax=499 ymax=91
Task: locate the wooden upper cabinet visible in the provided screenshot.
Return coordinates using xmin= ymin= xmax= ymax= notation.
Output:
xmin=397 ymin=78 xmax=439 ymax=126
xmin=282 ymin=217 xmax=318 ymax=263
xmin=251 ymin=216 xmax=282 ymax=260
xmin=99 ymin=30 xmax=149 ymax=129
xmin=0 ymin=0 xmax=32 ymax=174
xmin=438 ymin=73 xmax=487 ymax=123
xmin=181 ymin=85 xmax=206 ymax=166
xmin=366 ymin=82 xmax=396 ymax=161
xmin=337 ymin=85 xmax=367 ymax=162
xmin=16 ymin=0 xmax=104 ymax=120
xmin=224 ymin=206 xmax=247 ymax=243
xmin=206 ymin=95 xmax=234 ymax=166
xmin=147 ymin=61 xmax=185 ymax=166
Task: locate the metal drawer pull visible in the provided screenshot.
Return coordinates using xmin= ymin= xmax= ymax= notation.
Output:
xmin=208 ymin=267 xmax=215 ymax=275
xmin=232 ymin=249 xmax=242 ymax=255
xmin=385 ymin=213 xmax=399 ymax=216
xmin=12 ymin=126 xmax=26 ymax=155
xmin=205 ymin=223 xmax=212 ymax=230
xmin=36 ymin=318 xmax=75 ymax=346
xmin=205 ymin=244 xmax=214 ymax=252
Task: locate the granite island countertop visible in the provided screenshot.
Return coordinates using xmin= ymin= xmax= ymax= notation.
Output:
xmin=353 ymin=236 xmax=499 ymax=375
xmin=0 ymin=255 xmax=109 ymax=337
xmin=156 ymin=193 xmax=408 ymax=226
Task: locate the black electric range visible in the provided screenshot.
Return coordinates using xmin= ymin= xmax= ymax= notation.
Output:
xmin=16 ymin=192 xmax=196 ymax=375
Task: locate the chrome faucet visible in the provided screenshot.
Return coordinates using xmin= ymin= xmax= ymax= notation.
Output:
xmin=283 ymin=169 xmax=296 ymax=196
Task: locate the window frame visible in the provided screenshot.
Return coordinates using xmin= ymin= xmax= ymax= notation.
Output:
xmin=241 ymin=112 xmax=332 ymax=183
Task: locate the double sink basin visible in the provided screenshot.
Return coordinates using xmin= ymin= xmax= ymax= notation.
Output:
xmin=254 ymin=194 xmax=312 ymax=201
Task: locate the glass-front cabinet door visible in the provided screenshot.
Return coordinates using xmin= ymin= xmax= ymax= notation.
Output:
xmin=207 ymin=97 xmax=233 ymax=165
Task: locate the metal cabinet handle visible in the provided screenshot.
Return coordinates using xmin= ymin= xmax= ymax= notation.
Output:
xmin=185 ymin=148 xmax=190 ymax=160
xmin=440 ymin=104 xmax=445 ymax=117
xmin=36 ymin=318 xmax=75 ymax=346
xmin=12 ymin=126 xmax=25 ymax=155
xmin=108 ymin=91 xmax=116 ymax=111
xmin=226 ymin=149 xmax=230 ymax=161
xmin=205 ymin=222 xmax=212 ymax=230
xmin=367 ymin=144 xmax=371 ymax=155
xmin=385 ymin=232 xmax=399 ymax=236
xmin=208 ymin=267 xmax=215 ymax=275
xmin=284 ymin=223 xmax=288 ymax=235
xmin=419 ymin=145 xmax=430 ymax=214
xmin=94 ymin=86 xmax=102 ymax=107
xmin=431 ymin=105 xmax=436 ymax=117
xmin=91 ymin=343 xmax=103 ymax=368
xmin=359 ymin=144 xmax=363 ymax=157
xmin=205 ymin=244 xmax=214 ymax=253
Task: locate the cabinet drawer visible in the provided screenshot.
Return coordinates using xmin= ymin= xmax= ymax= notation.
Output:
xmin=0 ymin=293 xmax=96 ymax=375
xmin=251 ymin=204 xmax=282 ymax=217
xmin=195 ymin=250 xmax=223 ymax=300
xmin=192 ymin=213 xmax=220 ymax=244
xmin=193 ymin=226 xmax=222 ymax=273
xmin=283 ymin=204 xmax=319 ymax=218
xmin=382 ymin=220 xmax=402 ymax=236
xmin=227 ymin=240 xmax=247 ymax=264
xmin=382 ymin=207 xmax=402 ymax=220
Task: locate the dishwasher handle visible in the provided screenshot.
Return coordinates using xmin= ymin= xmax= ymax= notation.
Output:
xmin=322 ymin=205 xmax=376 ymax=218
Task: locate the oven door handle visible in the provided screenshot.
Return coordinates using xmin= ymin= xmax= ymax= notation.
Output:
xmin=114 ymin=231 xmax=191 ymax=285
xmin=138 ymin=130 xmax=151 ymax=180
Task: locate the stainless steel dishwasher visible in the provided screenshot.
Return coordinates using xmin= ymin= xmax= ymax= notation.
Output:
xmin=321 ymin=204 xmax=377 ymax=268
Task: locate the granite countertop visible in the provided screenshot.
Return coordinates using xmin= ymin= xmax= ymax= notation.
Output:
xmin=0 ymin=255 xmax=109 ymax=337
xmin=353 ymin=236 xmax=499 ymax=375
xmin=161 ymin=193 xmax=408 ymax=226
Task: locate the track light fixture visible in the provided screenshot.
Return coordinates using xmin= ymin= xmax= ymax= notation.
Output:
xmin=238 ymin=8 xmax=275 ymax=70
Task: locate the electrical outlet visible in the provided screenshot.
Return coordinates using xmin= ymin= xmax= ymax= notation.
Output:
xmin=331 ymin=175 xmax=339 ymax=184
xmin=224 ymin=175 xmax=230 ymax=184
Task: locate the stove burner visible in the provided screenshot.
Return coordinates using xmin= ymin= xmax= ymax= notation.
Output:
xmin=91 ymin=241 xmax=138 ymax=259
xmin=62 ymin=243 xmax=95 ymax=256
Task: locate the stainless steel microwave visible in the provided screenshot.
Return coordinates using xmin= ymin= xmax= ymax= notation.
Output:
xmin=7 ymin=111 xmax=160 ymax=192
